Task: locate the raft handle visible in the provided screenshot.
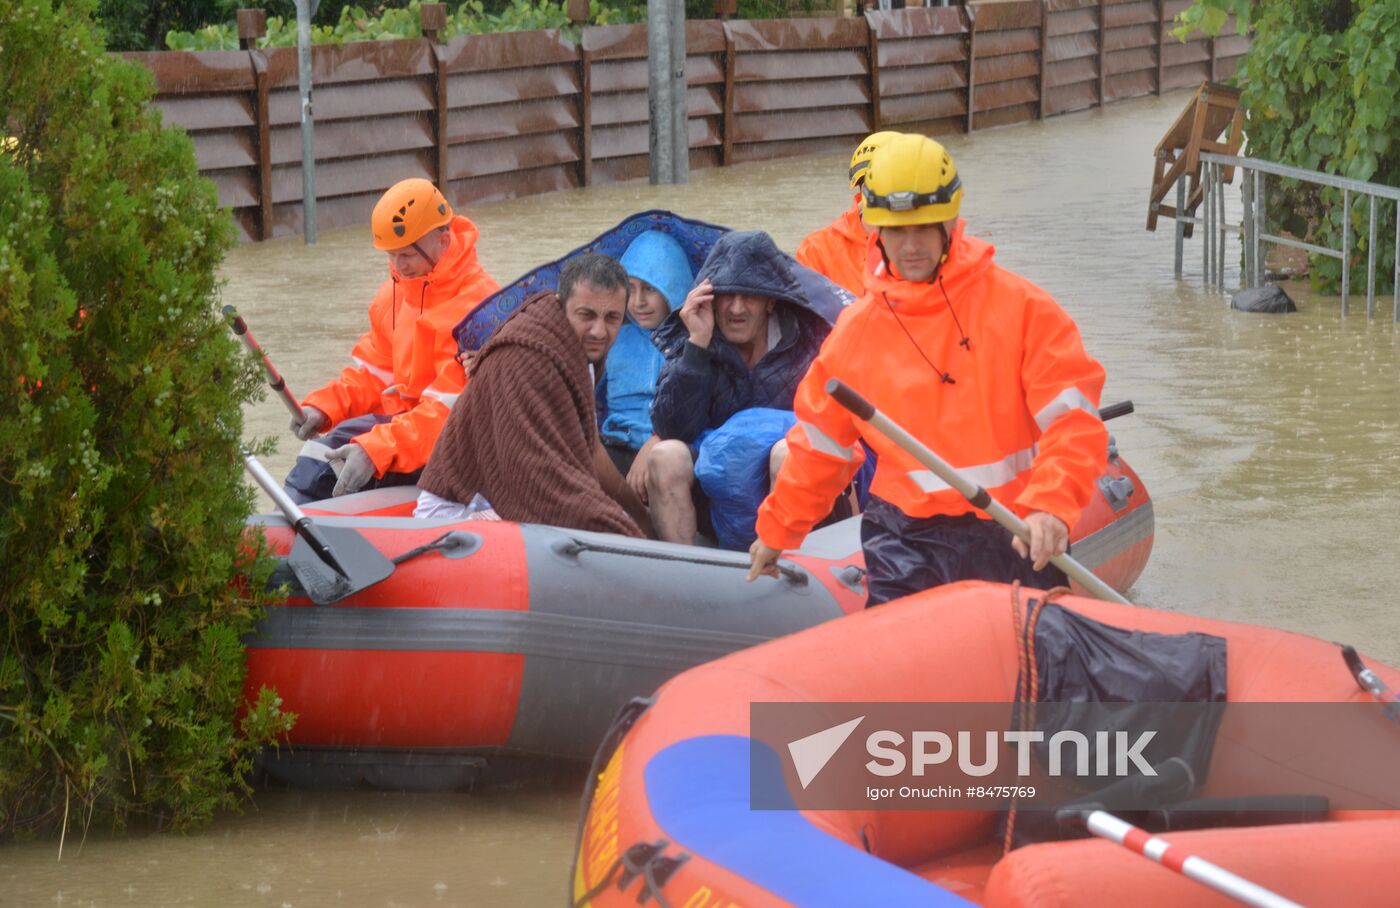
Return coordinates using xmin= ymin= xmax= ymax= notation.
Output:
xmin=554 ymin=536 xmax=809 ymax=587
xmin=390 ymin=530 xmax=483 ymax=564
xmin=1099 ymin=399 xmax=1135 ymax=421
xmin=1098 ymin=475 xmax=1136 ymax=512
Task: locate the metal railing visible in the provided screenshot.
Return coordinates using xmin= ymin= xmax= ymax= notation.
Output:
xmin=1177 ymin=152 xmax=1400 ymax=320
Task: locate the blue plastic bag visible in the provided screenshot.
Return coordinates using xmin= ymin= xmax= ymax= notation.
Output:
xmin=695 ymin=408 xmax=796 ymax=551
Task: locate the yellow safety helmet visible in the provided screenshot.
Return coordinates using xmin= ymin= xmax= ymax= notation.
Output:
xmin=372 ymin=178 xmax=453 ymax=250
xmin=847 ymin=130 xmax=901 ymax=192
xmin=861 ymin=133 xmax=963 ymax=228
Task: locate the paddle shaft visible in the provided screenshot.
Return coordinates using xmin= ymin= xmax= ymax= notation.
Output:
xmin=825 ymin=379 xmax=1131 ymax=606
xmin=242 ymin=453 xmax=346 ymax=577
xmin=1084 ymin=811 xmax=1303 ymax=908
xmin=224 ymin=305 xmax=306 ymax=422
xmin=1342 ymin=645 xmax=1400 ymax=719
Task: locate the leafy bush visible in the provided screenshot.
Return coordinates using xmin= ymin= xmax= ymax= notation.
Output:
xmin=1179 ymin=0 xmax=1398 ymax=295
xmin=100 ymin=0 xmax=416 ymax=51
xmin=165 ymin=0 xmax=644 ymax=49
xmin=0 ymin=0 xmax=293 ymax=839
xmin=160 ymin=0 xmax=818 ymax=50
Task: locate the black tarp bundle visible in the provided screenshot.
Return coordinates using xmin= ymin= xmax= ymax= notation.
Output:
xmin=1002 ymin=599 xmax=1229 ymax=847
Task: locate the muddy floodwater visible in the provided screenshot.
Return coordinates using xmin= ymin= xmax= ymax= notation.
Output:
xmin=4 ymin=91 xmax=1399 ymax=906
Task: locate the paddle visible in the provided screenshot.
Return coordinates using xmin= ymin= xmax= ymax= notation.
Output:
xmin=824 ymin=378 xmax=1132 ymax=605
xmin=1062 ymin=809 xmax=1304 ymax=908
xmin=223 ymin=304 xmax=306 ymax=422
xmin=1341 ymin=644 xmax=1400 ymax=720
xmin=243 ymin=452 xmax=394 ymax=604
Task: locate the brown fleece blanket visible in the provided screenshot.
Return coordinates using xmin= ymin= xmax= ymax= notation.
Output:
xmin=419 ymin=291 xmax=643 ymax=537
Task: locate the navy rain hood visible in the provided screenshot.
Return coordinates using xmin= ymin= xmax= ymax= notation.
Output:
xmin=650 ymin=230 xmax=853 ymax=443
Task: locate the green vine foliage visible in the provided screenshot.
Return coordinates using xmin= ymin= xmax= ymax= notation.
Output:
xmin=161 ymin=0 xmax=810 ymax=50
xmin=165 ymin=0 xmax=644 ymax=49
xmin=1180 ymin=0 xmax=1399 ymax=295
xmin=1 ymin=0 xmax=294 ymax=839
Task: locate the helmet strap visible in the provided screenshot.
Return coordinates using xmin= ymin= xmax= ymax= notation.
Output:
xmin=874 ymin=229 xmax=894 ymax=277
xmin=411 ymin=237 xmax=441 ymax=272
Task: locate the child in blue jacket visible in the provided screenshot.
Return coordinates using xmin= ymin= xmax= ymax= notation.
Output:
xmin=597 ymin=230 xmax=695 ymax=498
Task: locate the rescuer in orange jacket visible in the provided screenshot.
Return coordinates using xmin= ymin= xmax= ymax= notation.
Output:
xmin=748 ymin=134 xmax=1108 ymax=605
xmin=283 ymin=178 xmax=499 ymax=501
xmin=794 ymin=131 xmax=899 ymax=296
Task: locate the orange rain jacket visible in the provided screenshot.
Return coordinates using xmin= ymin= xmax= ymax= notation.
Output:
xmin=795 ymin=197 xmax=870 ymax=297
xmin=755 ymin=219 xmax=1108 ymax=551
xmin=302 ymin=216 xmax=499 ymax=477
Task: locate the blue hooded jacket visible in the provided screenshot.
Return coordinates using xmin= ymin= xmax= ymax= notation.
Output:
xmin=650 ymin=230 xmax=853 ymax=444
xmin=598 ymin=231 xmax=695 ymax=450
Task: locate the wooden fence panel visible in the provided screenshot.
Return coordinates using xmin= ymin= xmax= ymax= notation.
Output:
xmin=124 ymin=50 xmax=262 ymax=240
xmin=866 ymin=6 xmax=970 ymax=137
xmin=1103 ymin=0 xmax=1158 ymax=101
xmin=1161 ymin=0 xmax=1213 ymax=91
xmin=440 ymin=30 xmax=582 ymax=208
xmin=1214 ymin=16 xmax=1247 ymax=81
xmin=727 ymin=18 xmax=871 ymax=163
xmin=581 ymin=21 xmax=725 ymax=187
xmin=1044 ymin=0 xmax=1100 ymax=116
xmin=968 ymin=1 xmax=1044 ymax=131
xmin=257 ymin=41 xmax=438 ymax=239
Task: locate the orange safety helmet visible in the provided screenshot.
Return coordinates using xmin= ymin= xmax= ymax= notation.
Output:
xmin=371 ymin=178 xmax=454 ymax=250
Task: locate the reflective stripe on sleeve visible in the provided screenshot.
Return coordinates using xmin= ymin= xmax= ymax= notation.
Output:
xmin=421 ymin=387 xmax=459 ymax=408
xmin=907 ymin=445 xmax=1036 ymax=494
xmin=1034 ymin=387 xmax=1098 ymax=432
xmin=799 ymin=420 xmax=856 ymax=461
xmin=352 ymin=357 xmax=395 ymax=384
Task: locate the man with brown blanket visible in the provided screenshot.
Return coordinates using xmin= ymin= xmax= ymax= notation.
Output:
xmin=415 ymin=254 xmax=649 ymax=537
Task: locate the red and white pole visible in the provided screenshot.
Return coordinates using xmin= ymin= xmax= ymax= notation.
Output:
xmin=1084 ymin=811 xmax=1305 ymax=908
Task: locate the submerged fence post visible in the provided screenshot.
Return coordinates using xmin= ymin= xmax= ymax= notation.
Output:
xmin=295 ymin=0 xmax=317 ymax=244
xmin=1173 ymin=178 xmax=1185 ymax=278
xmin=1366 ymin=195 xmax=1377 ymax=319
xmin=1202 ymin=162 xmax=1212 ymax=286
xmin=1248 ymin=167 xmax=1260 ymax=285
xmin=1217 ymin=158 xmax=1227 ymax=288
xmin=670 ymin=0 xmax=689 ymax=183
xmin=647 ymin=0 xmax=675 ymax=184
xmin=422 ymin=4 xmax=450 ymax=193
xmin=239 ymin=9 xmax=273 ymax=241
xmin=1252 ymin=169 xmax=1263 ymax=286
xmin=1341 ymin=189 xmax=1350 ymax=316
xmin=964 ymin=4 xmax=977 ymax=133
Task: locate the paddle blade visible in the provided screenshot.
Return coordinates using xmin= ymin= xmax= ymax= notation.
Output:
xmin=286 ymin=523 xmax=395 ymax=604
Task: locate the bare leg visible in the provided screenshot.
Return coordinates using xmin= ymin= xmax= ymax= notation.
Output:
xmin=767 ymin=438 xmax=789 ymax=492
xmin=647 ymin=440 xmax=698 ymax=545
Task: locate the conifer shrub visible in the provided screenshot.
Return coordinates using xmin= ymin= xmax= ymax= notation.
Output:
xmin=0 ymin=0 xmax=294 ymax=839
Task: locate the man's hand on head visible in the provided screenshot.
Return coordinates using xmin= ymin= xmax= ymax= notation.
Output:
xmin=680 ymin=279 xmax=715 ymax=349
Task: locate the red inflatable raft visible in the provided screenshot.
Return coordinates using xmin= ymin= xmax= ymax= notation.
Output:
xmin=571 ymin=582 xmax=1400 ymax=908
xmin=244 ymin=452 xmax=1151 ymax=787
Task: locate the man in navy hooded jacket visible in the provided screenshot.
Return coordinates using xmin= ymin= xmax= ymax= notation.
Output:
xmin=645 ymin=230 xmax=850 ymax=544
